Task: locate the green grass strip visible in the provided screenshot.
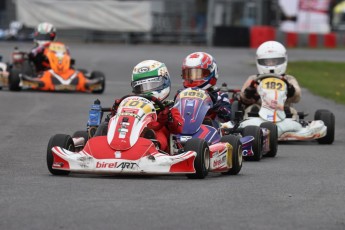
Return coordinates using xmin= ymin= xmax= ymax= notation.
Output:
xmin=287 ymin=61 xmax=345 ymax=104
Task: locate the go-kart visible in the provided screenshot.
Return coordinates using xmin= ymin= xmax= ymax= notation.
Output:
xmin=170 ymin=87 xmax=256 ymax=175
xmin=225 ymin=74 xmax=335 ymax=145
xmin=215 ymin=85 xmax=279 ymax=162
xmin=5 ymin=42 xmax=105 ymax=93
xmin=47 ymin=93 xmax=247 ymax=179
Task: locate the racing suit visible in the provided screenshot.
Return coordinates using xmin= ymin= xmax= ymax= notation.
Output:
xmin=28 ymin=43 xmax=52 ymax=74
xmin=240 ymin=74 xmax=301 ymax=118
xmin=28 ymin=42 xmax=72 ymax=74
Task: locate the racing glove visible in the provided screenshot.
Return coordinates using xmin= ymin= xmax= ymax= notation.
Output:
xmin=167 ymin=107 xmax=184 ymax=134
xmin=286 ymin=83 xmax=296 ymax=98
xmin=148 ymin=107 xmax=170 ymax=131
xmin=157 ymin=107 xmax=170 ymax=125
xmin=244 ymin=81 xmax=257 ymax=99
xmin=151 ymin=107 xmax=183 ymax=134
xmin=111 ymin=99 xmax=121 ymax=116
xmin=217 ymin=106 xmax=232 ymax=122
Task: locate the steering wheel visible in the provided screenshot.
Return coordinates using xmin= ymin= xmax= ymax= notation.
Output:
xmin=112 ymin=94 xmax=165 ymax=113
xmin=254 ymin=73 xmax=289 ymax=86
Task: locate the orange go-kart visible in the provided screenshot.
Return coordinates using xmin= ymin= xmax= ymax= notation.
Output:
xmin=8 ymin=42 xmax=105 ymax=93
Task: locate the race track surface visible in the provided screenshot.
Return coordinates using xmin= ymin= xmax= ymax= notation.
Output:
xmin=1 ymin=42 xmax=345 ymax=230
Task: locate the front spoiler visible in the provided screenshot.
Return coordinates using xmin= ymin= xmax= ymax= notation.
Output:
xmin=240 ymin=118 xmax=327 ymax=141
xmin=52 ymin=147 xmax=197 ymax=175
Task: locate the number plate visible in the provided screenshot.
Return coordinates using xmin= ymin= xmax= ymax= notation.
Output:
xmin=261 ymin=78 xmax=286 ymax=91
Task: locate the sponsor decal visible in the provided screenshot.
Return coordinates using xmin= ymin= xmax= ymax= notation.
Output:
xmin=213 ymin=155 xmax=226 ymax=167
xmin=121 ymin=122 xmax=130 ymax=126
xmin=242 ymin=149 xmax=253 ymax=156
xmin=115 ymin=151 xmax=121 ymax=158
xmin=22 ymin=80 xmax=39 ymax=88
xmin=96 ymin=161 xmax=138 ymax=169
xmin=138 ymin=66 xmax=150 ymax=73
xmin=55 ymin=84 xmax=76 ymax=90
xmin=186 ymin=100 xmax=194 ymax=107
xmin=180 ymin=136 xmax=192 ymax=142
xmin=132 ymin=77 xmax=160 ymax=86
xmin=267 ymin=114 xmax=274 ymax=120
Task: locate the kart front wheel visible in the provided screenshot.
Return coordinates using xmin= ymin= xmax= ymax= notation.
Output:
xmin=315 ymin=110 xmax=335 ymax=144
xmin=47 ymin=134 xmax=75 ymax=175
xmin=184 ymin=138 xmax=210 ymax=179
xmin=242 ymin=125 xmax=262 ymax=161
xmin=8 ymin=68 xmax=21 ymax=91
xmin=260 ymin=122 xmax=278 ymax=157
xmin=220 ymin=135 xmax=242 ymax=175
xmin=72 ymin=130 xmax=89 ymax=143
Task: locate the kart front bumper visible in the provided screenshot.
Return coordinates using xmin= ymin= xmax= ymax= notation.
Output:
xmin=52 ymin=147 xmax=197 ymax=175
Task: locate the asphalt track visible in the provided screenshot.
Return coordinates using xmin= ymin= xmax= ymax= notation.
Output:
xmin=1 ymin=42 xmax=345 ymax=230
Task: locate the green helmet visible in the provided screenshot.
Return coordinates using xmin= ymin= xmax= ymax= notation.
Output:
xmin=131 ymin=60 xmax=171 ymax=101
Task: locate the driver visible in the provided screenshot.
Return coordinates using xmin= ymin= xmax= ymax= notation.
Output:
xmin=179 ymin=52 xmax=232 ymax=125
xmin=113 ymin=60 xmax=184 ymax=152
xmin=28 ymin=22 xmax=58 ymax=74
xmin=240 ymin=41 xmax=301 ymax=119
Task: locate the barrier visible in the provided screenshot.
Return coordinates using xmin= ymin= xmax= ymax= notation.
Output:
xmin=277 ymin=31 xmax=343 ymax=48
xmin=308 ymin=34 xmax=318 ymax=48
xmin=250 ymin=26 xmax=276 ymax=48
xmin=324 ymin=33 xmax=337 ymax=48
xmin=286 ymin=32 xmax=299 ymax=48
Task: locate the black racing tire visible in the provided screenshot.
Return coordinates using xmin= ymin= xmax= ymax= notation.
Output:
xmin=260 ymin=122 xmax=278 ymax=157
xmin=314 ymin=109 xmax=328 ymax=120
xmin=242 ymin=125 xmax=262 ymax=161
xmin=47 ymin=134 xmax=75 ymax=175
xmin=72 ymin=130 xmax=89 ymax=143
xmin=220 ymin=135 xmax=242 ymax=175
xmin=316 ymin=110 xmax=335 ymax=144
xmin=8 ymin=68 xmax=21 ymax=91
xmin=90 ymin=71 xmax=105 ymax=94
xmin=184 ymin=138 xmax=210 ymax=179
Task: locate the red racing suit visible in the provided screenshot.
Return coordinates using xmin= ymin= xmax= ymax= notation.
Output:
xmin=146 ymin=100 xmax=184 ymax=152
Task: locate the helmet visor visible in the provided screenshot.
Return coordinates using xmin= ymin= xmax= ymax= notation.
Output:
xmin=132 ymin=77 xmax=164 ymax=94
xmin=34 ymin=32 xmax=55 ymax=41
xmin=182 ymin=68 xmax=211 ymax=80
xmin=257 ymin=57 xmax=286 ymax=66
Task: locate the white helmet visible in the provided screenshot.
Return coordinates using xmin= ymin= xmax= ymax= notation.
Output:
xmin=34 ymin=22 xmax=56 ymax=46
xmin=256 ymin=41 xmax=287 ymax=75
xmin=131 ymin=60 xmax=171 ymax=101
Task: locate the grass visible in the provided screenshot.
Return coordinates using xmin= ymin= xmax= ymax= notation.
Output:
xmin=287 ymin=61 xmax=345 ymax=104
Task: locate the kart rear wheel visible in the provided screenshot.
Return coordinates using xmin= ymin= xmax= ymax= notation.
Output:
xmin=220 ymin=135 xmax=242 ymax=175
xmin=314 ymin=109 xmax=328 ymax=120
xmin=47 ymin=134 xmax=75 ymax=175
xmin=242 ymin=125 xmax=262 ymax=161
xmin=9 ymin=68 xmax=21 ymax=91
xmin=90 ymin=71 xmax=105 ymax=94
xmin=315 ymin=110 xmax=335 ymax=144
xmin=260 ymin=122 xmax=278 ymax=157
xmin=184 ymin=138 xmax=210 ymax=179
